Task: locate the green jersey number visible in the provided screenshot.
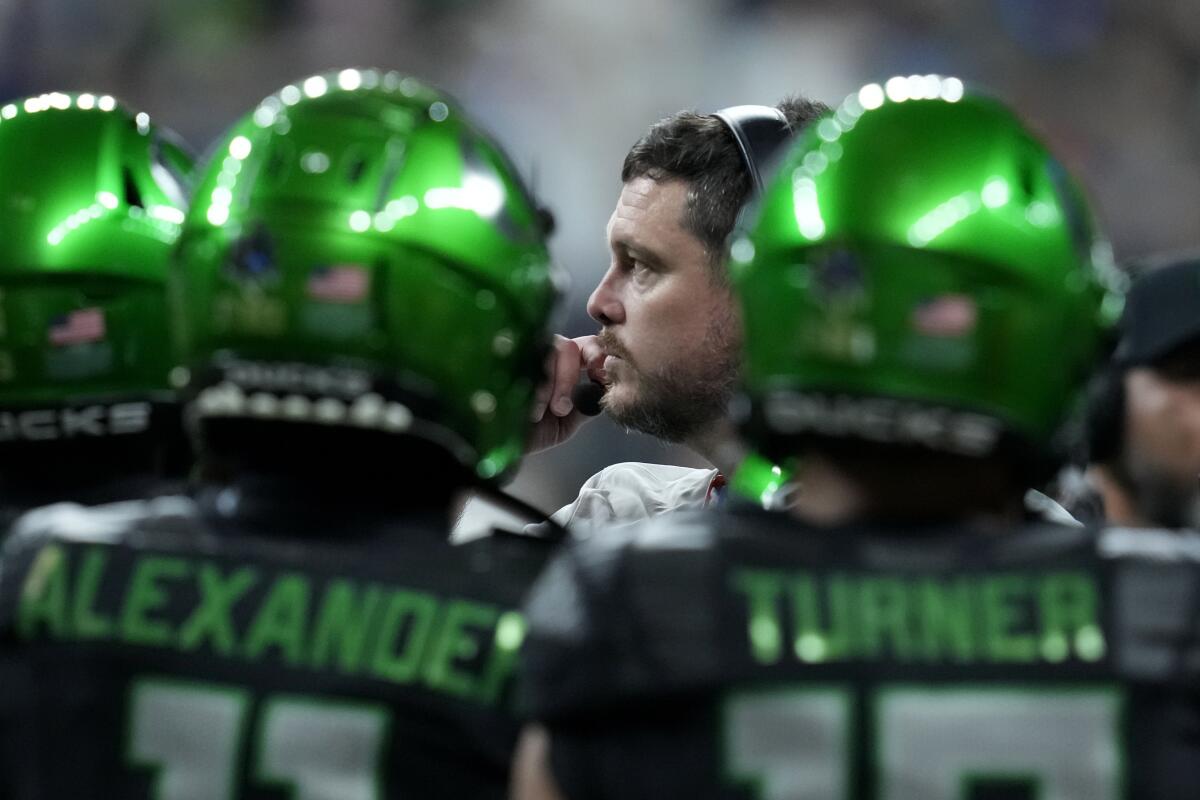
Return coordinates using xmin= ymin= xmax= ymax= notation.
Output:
xmin=127 ymin=678 xmax=388 ymax=800
xmin=724 ymin=685 xmax=1123 ymax=800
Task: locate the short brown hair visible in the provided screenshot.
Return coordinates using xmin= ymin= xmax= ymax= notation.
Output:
xmin=620 ymin=96 xmax=829 ymax=275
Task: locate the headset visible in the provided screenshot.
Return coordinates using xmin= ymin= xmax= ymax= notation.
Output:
xmin=712 ymin=104 xmax=793 ymax=198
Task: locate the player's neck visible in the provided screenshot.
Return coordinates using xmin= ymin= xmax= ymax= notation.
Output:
xmin=787 ymin=449 xmax=1025 ymax=528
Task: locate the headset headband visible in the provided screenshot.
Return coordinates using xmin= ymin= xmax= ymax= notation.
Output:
xmin=712 ymin=104 xmax=791 ymax=197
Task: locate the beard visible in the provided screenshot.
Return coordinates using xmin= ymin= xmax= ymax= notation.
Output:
xmin=598 ymin=310 xmax=740 ymax=444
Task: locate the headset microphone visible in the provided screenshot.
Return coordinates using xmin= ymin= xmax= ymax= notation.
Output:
xmin=572 ymin=381 xmax=605 ymax=417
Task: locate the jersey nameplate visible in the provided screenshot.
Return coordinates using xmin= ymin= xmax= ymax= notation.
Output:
xmin=731 ymin=567 xmax=1106 ymax=666
xmin=17 ymin=543 xmax=525 ymax=707
xmin=0 ymin=401 xmax=152 ymax=442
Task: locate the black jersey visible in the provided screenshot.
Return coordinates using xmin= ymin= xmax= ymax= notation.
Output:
xmin=521 ymin=508 xmax=1200 ymax=800
xmin=0 ymin=491 xmax=554 ymax=799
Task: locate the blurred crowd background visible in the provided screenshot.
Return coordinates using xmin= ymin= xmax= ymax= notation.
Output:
xmin=6 ymin=0 xmax=1198 ymax=516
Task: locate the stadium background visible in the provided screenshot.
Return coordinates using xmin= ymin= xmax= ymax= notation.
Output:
xmin=7 ymin=0 xmax=1198 ymax=519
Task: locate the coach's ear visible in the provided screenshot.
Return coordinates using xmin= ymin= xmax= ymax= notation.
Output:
xmin=511 ymin=725 xmax=567 ymax=800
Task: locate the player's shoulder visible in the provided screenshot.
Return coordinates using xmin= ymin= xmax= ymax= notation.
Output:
xmin=687 ymin=508 xmax=1098 ymax=574
xmin=573 ymin=510 xmax=726 ymax=618
xmin=1097 ymin=525 xmax=1200 ymax=564
xmin=455 ymin=525 xmax=560 ymax=580
xmin=556 ymin=509 xmax=720 ymax=576
xmin=521 ymin=512 xmax=724 ymax=714
xmin=4 ymin=494 xmax=199 ymax=558
xmin=0 ymin=495 xmax=202 ymax=636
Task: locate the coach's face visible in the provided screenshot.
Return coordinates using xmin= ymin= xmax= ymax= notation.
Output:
xmin=1122 ymin=360 xmax=1200 ymax=528
xmin=586 ymin=176 xmax=739 ymax=443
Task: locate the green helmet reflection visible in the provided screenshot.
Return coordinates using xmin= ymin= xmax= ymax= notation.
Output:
xmin=732 ymin=75 xmax=1123 ymax=469
xmin=172 ymin=69 xmax=560 ymax=481
xmin=0 ymin=92 xmax=193 ymax=423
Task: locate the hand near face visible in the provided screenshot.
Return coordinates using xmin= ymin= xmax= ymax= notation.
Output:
xmin=527 ymin=334 xmax=607 ymax=453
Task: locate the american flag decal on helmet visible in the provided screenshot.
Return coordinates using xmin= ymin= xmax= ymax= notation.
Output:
xmin=48 ymin=307 xmax=106 ymax=346
xmin=307 ymin=264 xmax=370 ymax=303
xmin=911 ymin=294 xmax=977 ymax=337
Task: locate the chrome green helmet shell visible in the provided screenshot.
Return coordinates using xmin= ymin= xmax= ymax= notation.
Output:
xmin=172 ymin=69 xmax=559 ymax=481
xmin=0 ymin=92 xmax=192 ymax=438
xmin=732 ymin=76 xmax=1123 ymax=464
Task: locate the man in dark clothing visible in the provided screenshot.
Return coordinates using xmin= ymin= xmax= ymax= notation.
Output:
xmin=0 ymin=69 xmax=561 ymax=799
xmin=1085 ymin=254 xmax=1200 ymax=530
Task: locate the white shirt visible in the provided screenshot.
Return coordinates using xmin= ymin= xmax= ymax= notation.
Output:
xmin=545 ymin=462 xmax=720 ymax=530
xmin=451 ymin=462 xmax=719 ymax=542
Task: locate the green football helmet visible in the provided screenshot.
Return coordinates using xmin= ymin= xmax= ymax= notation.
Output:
xmin=731 ymin=75 xmax=1124 ymax=466
xmin=0 ymin=92 xmax=193 ymax=444
xmin=171 ymin=69 xmax=560 ymax=481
